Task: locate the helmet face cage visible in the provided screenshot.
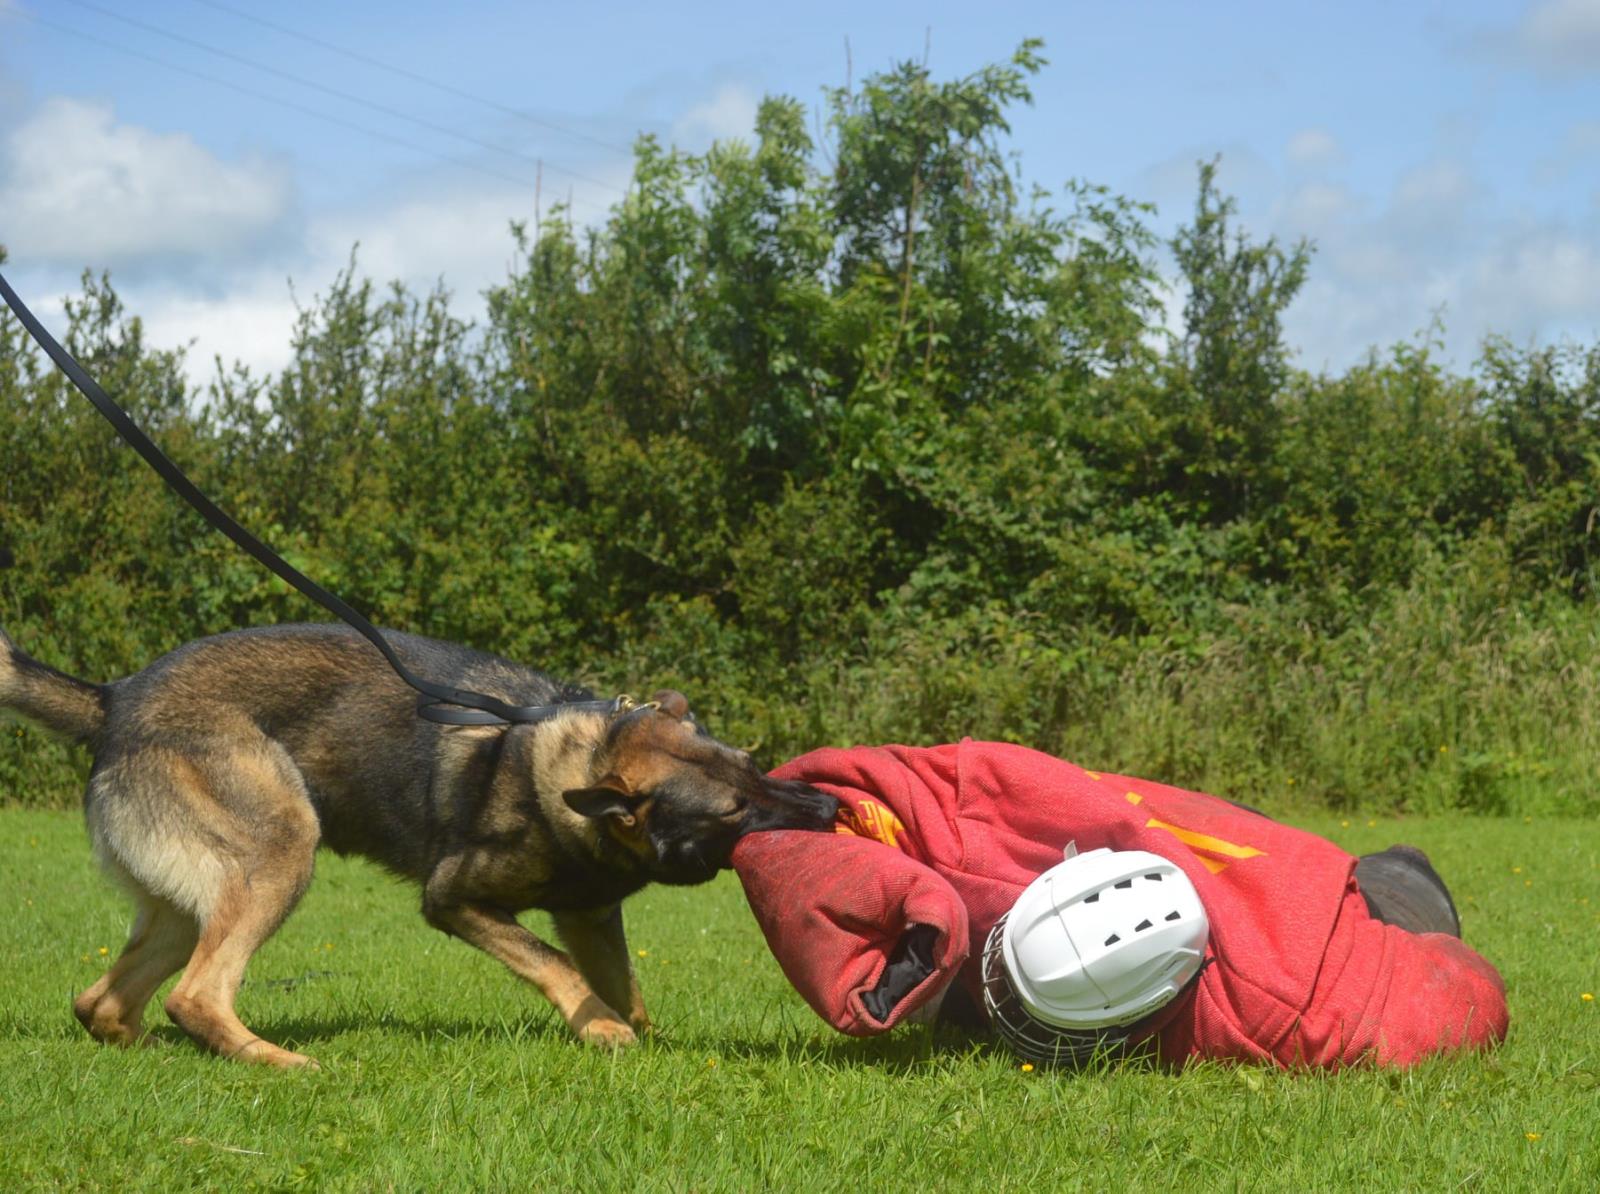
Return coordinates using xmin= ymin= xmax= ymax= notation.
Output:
xmin=979 ymin=913 xmax=1138 ymax=1067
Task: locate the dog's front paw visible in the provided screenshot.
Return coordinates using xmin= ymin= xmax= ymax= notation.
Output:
xmin=577 ymin=1018 xmax=638 ymax=1049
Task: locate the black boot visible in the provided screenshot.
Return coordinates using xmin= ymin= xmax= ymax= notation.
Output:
xmin=1354 ymin=845 xmax=1463 ymax=937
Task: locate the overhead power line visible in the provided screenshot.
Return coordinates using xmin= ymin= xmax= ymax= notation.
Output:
xmin=56 ymin=0 xmax=627 ymax=196
xmin=187 ymin=0 xmax=634 ymax=158
xmin=20 ymin=10 xmax=615 ymax=215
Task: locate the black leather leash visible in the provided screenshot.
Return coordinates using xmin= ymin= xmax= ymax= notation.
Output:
xmin=0 ymin=267 xmax=617 ymax=727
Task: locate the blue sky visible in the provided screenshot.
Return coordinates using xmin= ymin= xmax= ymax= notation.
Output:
xmin=2 ymin=0 xmax=1597 ymax=385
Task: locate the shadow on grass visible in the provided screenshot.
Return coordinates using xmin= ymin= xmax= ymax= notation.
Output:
xmin=2 ymin=1007 xmax=998 ymax=1073
xmin=255 ymin=1013 xmax=990 ymax=1070
xmin=0 ymin=1005 xmax=574 ymax=1053
xmin=1 ymin=1008 xmax=1161 ymax=1078
xmin=722 ymin=1029 xmax=996 ymax=1074
xmin=692 ymin=1028 xmax=1170 ymax=1077
xmin=195 ymin=1009 xmax=580 ymax=1053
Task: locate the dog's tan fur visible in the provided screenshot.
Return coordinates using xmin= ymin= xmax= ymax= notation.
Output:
xmin=0 ymin=622 xmax=835 ymax=1067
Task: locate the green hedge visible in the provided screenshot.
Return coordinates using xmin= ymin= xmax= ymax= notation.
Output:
xmin=3 ymin=43 xmax=1597 ymax=812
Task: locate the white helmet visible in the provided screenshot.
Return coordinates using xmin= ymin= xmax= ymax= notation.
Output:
xmin=981 ymin=845 xmax=1209 ymax=1065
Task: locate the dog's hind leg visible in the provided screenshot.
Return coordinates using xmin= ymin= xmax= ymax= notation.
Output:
xmin=73 ymin=894 xmax=198 ymax=1046
xmin=161 ymin=824 xmax=320 ymax=1068
xmin=90 ymin=742 xmax=329 ymax=1069
xmin=87 ymin=745 xmax=321 ymax=1066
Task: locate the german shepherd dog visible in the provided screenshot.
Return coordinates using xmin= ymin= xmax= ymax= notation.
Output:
xmin=0 ymin=623 xmax=837 ymax=1068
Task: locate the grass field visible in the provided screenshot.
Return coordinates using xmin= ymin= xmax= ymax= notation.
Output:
xmin=2 ymin=807 xmax=1597 ymax=1192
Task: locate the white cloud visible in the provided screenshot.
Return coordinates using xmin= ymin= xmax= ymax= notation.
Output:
xmin=1534 ymin=120 xmax=1600 ymax=184
xmin=672 ymin=83 xmax=759 ymax=148
xmin=1135 ymin=145 xmax=1276 ymax=223
xmin=315 ymin=195 xmax=524 ymax=289
xmin=1270 ymin=150 xmax=1600 ymax=371
xmin=1468 ymin=229 xmax=1600 ymax=322
xmin=97 ymin=160 xmax=629 ymax=388
xmin=1285 ymin=128 xmax=1343 ymax=171
xmin=1519 ymin=0 xmax=1600 ymax=71
xmin=0 ymin=83 xmax=634 ymax=390
xmin=134 ymin=281 xmax=302 ymax=384
xmin=1277 ymin=181 xmax=1361 ymax=238
xmin=1478 ymin=0 xmax=1600 ymax=76
xmin=0 ymin=98 xmax=294 ymax=267
xmin=1392 ymin=159 xmax=1479 ymax=215
xmin=307 ymin=171 xmax=625 ymax=294
xmin=1130 ymin=130 xmax=1600 ymax=373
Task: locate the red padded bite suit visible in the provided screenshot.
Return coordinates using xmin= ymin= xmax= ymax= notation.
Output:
xmin=732 ymin=741 xmax=1507 ymax=1068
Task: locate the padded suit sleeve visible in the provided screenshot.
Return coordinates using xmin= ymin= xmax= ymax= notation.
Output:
xmin=732 ymin=828 xmax=970 ymax=1036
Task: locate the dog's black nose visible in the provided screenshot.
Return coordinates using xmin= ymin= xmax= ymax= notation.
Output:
xmin=751 ymin=778 xmax=839 ymax=832
xmin=804 ymin=789 xmax=841 ymax=826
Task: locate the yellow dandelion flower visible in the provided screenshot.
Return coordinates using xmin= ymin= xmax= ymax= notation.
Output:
xmin=98 ymin=946 xmax=109 ymax=957
xmin=637 ymin=949 xmax=649 ymax=958
xmin=706 ymin=1057 xmax=717 ymax=1068
xmin=1286 ymin=778 xmax=1295 ymax=786
xmin=1366 ymin=820 xmax=1376 ymax=828
xmin=1341 ymin=820 xmax=1351 ymax=828
xmin=1020 ymin=1063 xmax=1035 ymax=1073
xmin=1439 ymin=745 xmax=1449 ymax=753
xmin=323 ymin=942 xmax=334 ymax=951
xmin=1582 ymin=993 xmax=1594 ymax=1002
xmin=1525 ymin=1132 xmax=1541 ymax=1142
xmin=1512 ymin=866 xmax=1522 ymax=874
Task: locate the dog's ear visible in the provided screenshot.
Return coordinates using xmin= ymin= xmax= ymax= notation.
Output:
xmin=649 ymin=689 xmax=691 ymax=720
xmin=564 ymin=779 xmax=653 ymax=857
xmin=564 ymin=778 xmax=642 ymax=825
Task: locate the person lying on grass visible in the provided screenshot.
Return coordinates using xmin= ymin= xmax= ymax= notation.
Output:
xmin=732 ymin=739 xmax=1507 ymax=1069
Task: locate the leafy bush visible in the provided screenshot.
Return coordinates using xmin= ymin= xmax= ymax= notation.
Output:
xmin=2 ymin=44 xmax=1597 ymax=813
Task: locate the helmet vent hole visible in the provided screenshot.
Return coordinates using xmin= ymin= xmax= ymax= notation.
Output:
xmin=1145 ymin=873 xmax=1163 ymax=881
xmin=1134 ymin=919 xmax=1153 ymax=933
xmin=1113 ymin=879 xmax=1133 ymax=890
xmin=1083 ymin=893 xmax=1100 ymax=904
xmin=1104 ymin=933 xmax=1121 ymax=946
xmin=1165 ymin=910 xmax=1182 ymax=921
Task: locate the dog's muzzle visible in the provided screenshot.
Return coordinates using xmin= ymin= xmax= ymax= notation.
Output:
xmin=744 ymin=778 xmax=840 ymax=835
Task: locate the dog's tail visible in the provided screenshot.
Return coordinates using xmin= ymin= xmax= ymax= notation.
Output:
xmin=0 ymin=625 xmax=107 ymax=745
